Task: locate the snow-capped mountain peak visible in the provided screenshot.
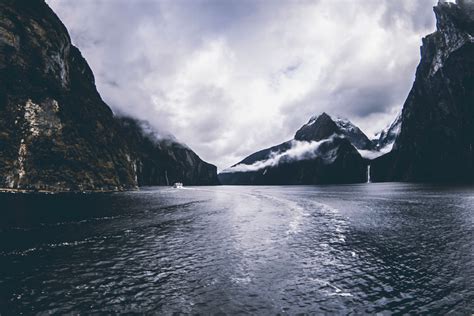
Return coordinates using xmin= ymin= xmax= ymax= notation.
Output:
xmin=373 ymin=112 xmax=402 ymax=150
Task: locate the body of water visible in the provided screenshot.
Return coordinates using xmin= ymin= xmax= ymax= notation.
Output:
xmin=0 ymin=183 xmax=473 ymax=314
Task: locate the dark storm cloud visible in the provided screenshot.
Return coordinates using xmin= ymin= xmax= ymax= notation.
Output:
xmin=46 ymin=0 xmax=439 ymax=169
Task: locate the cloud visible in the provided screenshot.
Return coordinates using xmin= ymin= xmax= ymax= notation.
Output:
xmin=221 ymin=135 xmax=337 ymax=173
xmin=358 ymin=145 xmax=394 ymax=160
xmin=46 ymin=0 xmax=438 ymax=169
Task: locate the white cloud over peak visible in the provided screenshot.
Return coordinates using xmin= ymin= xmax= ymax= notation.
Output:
xmin=221 ymin=136 xmax=337 ymax=174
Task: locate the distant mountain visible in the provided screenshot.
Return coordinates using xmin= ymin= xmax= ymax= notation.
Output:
xmin=372 ymin=112 xmax=402 ymax=151
xmin=333 ymin=116 xmax=375 ymax=150
xmin=219 ymin=113 xmax=367 ymax=185
xmin=295 ymin=113 xmax=374 ymax=150
xmin=0 ymin=0 xmax=218 ymax=192
xmin=372 ymin=0 xmax=474 ymax=183
xmin=117 ymin=118 xmax=219 ymax=186
xmin=224 ymin=0 xmax=474 ymax=185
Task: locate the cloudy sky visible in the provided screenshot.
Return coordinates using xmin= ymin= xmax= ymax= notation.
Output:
xmin=47 ymin=0 xmax=439 ymax=170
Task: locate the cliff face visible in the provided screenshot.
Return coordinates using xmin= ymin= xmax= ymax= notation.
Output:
xmin=294 ymin=113 xmax=340 ymax=142
xmin=117 ymin=118 xmax=219 ymax=186
xmin=373 ymin=113 xmax=402 ymax=151
xmin=0 ymin=0 xmax=218 ymax=191
xmin=0 ymin=0 xmax=138 ymax=191
xmin=219 ymin=113 xmax=367 ymax=185
xmin=296 ymin=113 xmax=374 ymax=150
xmin=372 ymin=1 xmax=474 ymax=183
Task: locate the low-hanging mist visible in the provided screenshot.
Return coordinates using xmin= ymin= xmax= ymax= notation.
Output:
xmin=357 ymin=145 xmax=394 ymax=160
xmin=221 ymin=136 xmax=338 ymax=174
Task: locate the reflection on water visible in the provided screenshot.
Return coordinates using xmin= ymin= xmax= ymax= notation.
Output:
xmin=0 ymin=183 xmax=473 ymax=314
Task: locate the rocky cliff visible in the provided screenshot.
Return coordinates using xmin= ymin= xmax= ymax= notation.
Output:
xmin=372 ymin=113 xmax=402 ymax=151
xmin=117 ymin=117 xmax=219 ymax=186
xmin=297 ymin=113 xmax=374 ymax=150
xmin=0 ymin=0 xmax=218 ymax=191
xmin=219 ymin=113 xmax=367 ymax=185
xmin=0 ymin=0 xmax=139 ymax=191
xmin=372 ymin=0 xmax=474 ymax=183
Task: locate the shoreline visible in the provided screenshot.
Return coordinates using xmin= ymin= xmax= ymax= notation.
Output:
xmin=0 ymin=187 xmax=139 ymax=194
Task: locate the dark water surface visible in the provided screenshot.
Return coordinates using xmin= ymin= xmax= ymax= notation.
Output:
xmin=0 ymin=184 xmax=473 ymax=314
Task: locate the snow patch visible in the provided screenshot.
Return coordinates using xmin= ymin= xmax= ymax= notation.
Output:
xmin=307 ymin=114 xmax=319 ymax=126
xmin=373 ymin=111 xmax=401 ymax=149
xmin=334 ymin=116 xmax=357 ymax=134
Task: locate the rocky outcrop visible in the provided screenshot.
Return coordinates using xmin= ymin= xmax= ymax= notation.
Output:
xmin=333 ymin=116 xmax=375 ymax=151
xmin=372 ymin=113 xmax=402 ymax=151
xmin=294 ymin=113 xmax=340 ymax=142
xmin=0 ymin=0 xmax=138 ymax=191
xmin=219 ymin=112 xmax=367 ymax=185
xmin=372 ymin=0 xmax=474 ymax=183
xmin=117 ymin=117 xmax=219 ymax=186
xmin=0 ymin=0 xmax=218 ymax=191
xmin=296 ymin=113 xmax=374 ymax=150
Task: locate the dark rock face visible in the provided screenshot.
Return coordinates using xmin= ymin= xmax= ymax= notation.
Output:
xmin=0 ymin=0 xmax=219 ymax=191
xmin=294 ymin=113 xmax=340 ymax=142
xmin=0 ymin=0 xmax=137 ymax=191
xmin=332 ymin=116 xmax=375 ymax=150
xmin=373 ymin=113 xmax=401 ymax=150
xmin=219 ymin=113 xmax=367 ymax=185
xmin=296 ymin=113 xmax=374 ymax=150
xmin=117 ymin=118 xmax=219 ymax=186
xmin=372 ymin=1 xmax=474 ymax=183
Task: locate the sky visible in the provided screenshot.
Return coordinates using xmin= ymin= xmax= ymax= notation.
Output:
xmin=46 ymin=0 xmax=440 ymax=170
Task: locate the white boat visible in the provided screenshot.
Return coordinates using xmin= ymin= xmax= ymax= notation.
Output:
xmin=173 ymin=182 xmax=183 ymax=188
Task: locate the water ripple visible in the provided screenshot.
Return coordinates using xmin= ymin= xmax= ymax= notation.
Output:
xmin=0 ymin=183 xmax=472 ymax=314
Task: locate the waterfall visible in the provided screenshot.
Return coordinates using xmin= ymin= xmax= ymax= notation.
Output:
xmin=367 ymin=165 xmax=371 ymax=183
xmin=165 ymin=170 xmax=169 ymax=186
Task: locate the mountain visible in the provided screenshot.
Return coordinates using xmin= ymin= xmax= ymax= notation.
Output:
xmin=0 ymin=0 xmax=137 ymax=191
xmin=333 ymin=116 xmax=375 ymax=150
xmin=372 ymin=113 xmax=402 ymax=151
xmin=371 ymin=0 xmax=474 ymax=183
xmin=219 ymin=112 xmax=367 ymax=185
xmin=117 ymin=117 xmax=219 ymax=186
xmin=295 ymin=113 xmax=374 ymax=150
xmin=0 ymin=0 xmax=218 ymax=192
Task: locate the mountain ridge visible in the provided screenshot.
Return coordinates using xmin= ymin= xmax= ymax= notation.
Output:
xmin=219 ymin=112 xmax=367 ymax=185
xmin=371 ymin=0 xmax=474 ymax=183
xmin=0 ymin=0 xmax=218 ymax=192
